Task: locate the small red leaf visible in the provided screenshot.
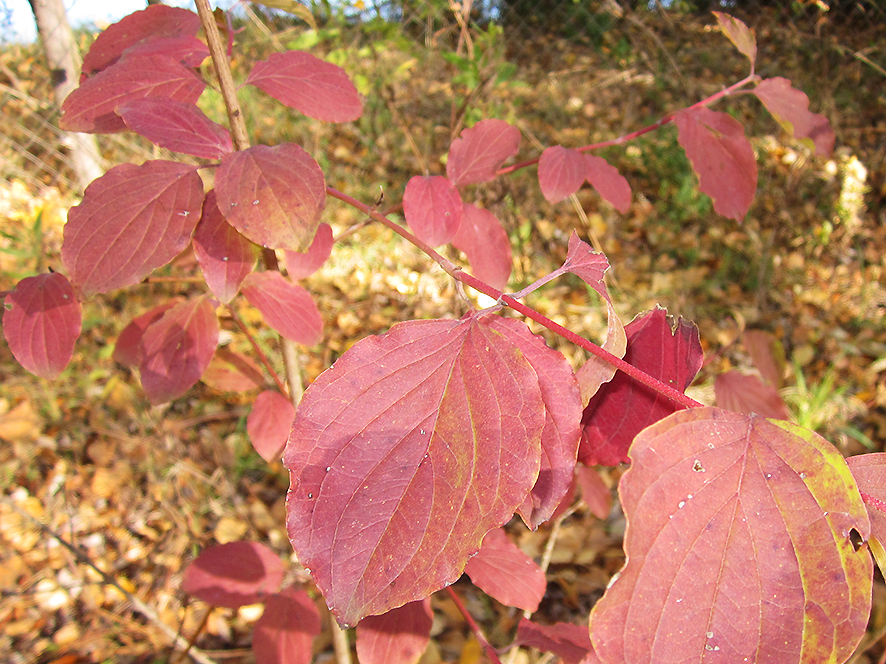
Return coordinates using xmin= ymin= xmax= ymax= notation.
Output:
xmin=584 ymin=155 xmax=631 ymax=213
xmin=183 ymin=541 xmax=284 ymax=608
xmin=847 ymin=454 xmax=886 ymax=545
xmin=113 ymin=300 xmax=179 ymax=368
xmin=253 ymin=586 xmax=321 ymax=664
xmin=246 ymin=50 xmax=363 ymax=123
xmin=561 ymin=232 xmax=611 ymax=304
xmin=60 ymin=54 xmax=206 ymax=134
xmin=3 ymin=273 xmax=81 ymax=379
xmin=284 ymin=223 xmax=333 ymax=280
xmin=451 ymin=203 xmax=512 ymax=292
xmin=241 ymin=271 xmax=323 ymax=345
xmin=538 ymin=146 xmax=586 ymax=203
xmin=215 ymin=143 xmax=326 ymax=252
xmin=464 ymin=528 xmax=546 ymax=612
xmin=575 ymin=465 xmax=612 ymax=520
xmin=61 ymin=161 xmax=204 ymax=298
xmin=714 ymin=370 xmax=790 ymax=420
xmin=516 ymin=619 xmax=599 ymax=664
xmin=248 ymin=390 xmax=296 ymax=462
xmin=356 ymin=599 xmax=433 ymax=664
xmin=201 ymin=348 xmax=264 ymax=393
xmin=712 ymin=12 xmax=756 ymax=67
xmin=193 ymin=191 xmax=256 ymax=303
xmin=118 ymin=98 xmax=233 ymax=159
xmin=139 ymin=296 xmax=219 ymax=404
xmin=673 ymin=106 xmax=757 ymax=221
xmin=754 ymin=77 xmax=835 ymax=157
xmin=403 ymin=176 xmax=463 ymax=247
xmin=446 ymin=119 xmax=521 ymax=187
xmin=123 ymin=36 xmax=209 ymax=69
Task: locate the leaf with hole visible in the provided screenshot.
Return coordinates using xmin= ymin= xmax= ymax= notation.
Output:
xmin=201 ymin=348 xmax=264 ymax=393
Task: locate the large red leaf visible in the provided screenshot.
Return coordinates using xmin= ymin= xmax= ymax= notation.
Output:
xmin=60 ymin=54 xmax=206 ymax=134
xmin=246 ymin=50 xmax=363 ymax=123
xmin=754 ymin=77 xmax=835 ymax=157
xmin=118 ymin=98 xmax=233 ymax=159
xmin=464 ymin=527 xmax=546 ymax=612
xmin=539 ymin=146 xmax=587 ymax=204
xmin=112 ymin=300 xmax=180 ymax=368
xmin=446 ymin=119 xmax=521 ymax=187
xmin=139 ymin=296 xmax=219 ymax=404
xmin=284 ymin=313 xmax=549 ymax=626
xmin=240 ymin=271 xmax=323 ymax=345
xmin=713 ymin=12 xmax=756 ymax=68
xmin=253 ymin=586 xmax=321 ymax=664
xmin=590 ymin=407 xmax=872 ymax=664
xmin=61 ymin=161 xmax=204 ymax=298
xmin=402 ymin=176 xmax=463 ymax=248
xmin=248 ymin=390 xmax=296 ymax=463
xmin=215 ymin=143 xmax=326 ymax=252
xmin=355 ymin=599 xmax=433 ymax=664
xmin=516 ymin=619 xmax=599 ymax=664
xmin=451 ymin=203 xmax=512 ymax=292
xmin=3 ymin=273 xmax=81 ymax=380
xmin=846 ymin=454 xmax=886 ymax=546
xmin=714 ymin=370 xmax=790 ymax=420
xmin=201 ymin=348 xmax=264 ymax=393
xmin=182 ymin=541 xmax=284 ymax=608
xmin=193 ymin=190 xmax=256 ymax=303
xmin=673 ymin=106 xmax=757 ymax=221
xmin=284 ymin=223 xmax=333 ymax=280
xmin=584 ymin=155 xmax=631 ymax=213
xmin=579 ymin=308 xmax=702 ymax=467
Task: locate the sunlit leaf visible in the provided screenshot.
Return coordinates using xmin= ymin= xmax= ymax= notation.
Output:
xmin=446 ymin=119 xmax=520 ymax=187
xmin=754 ymin=77 xmax=835 ymax=157
xmin=846 ymin=453 xmax=886 ymax=546
xmin=201 ymin=347 xmax=264 ymax=393
xmin=284 ymin=223 xmax=333 ymax=280
xmin=516 ymin=619 xmax=599 ymax=664
xmin=252 ymin=585 xmax=321 ymax=664
xmin=584 ymin=155 xmax=631 ymax=213
xmin=355 ymin=599 xmax=433 ymax=664
xmin=403 ymin=176 xmax=463 ymax=247
xmin=241 ymin=271 xmax=323 ymax=345
xmin=715 ymin=370 xmax=790 ymax=420
xmin=451 ymin=203 xmax=512 ymax=292
xmin=464 ymin=527 xmax=546 ymax=612
xmin=538 ymin=146 xmax=586 ymax=203
xmin=113 ymin=300 xmax=180 ymax=368
xmin=712 ymin=12 xmax=756 ymax=68
xmin=248 ymin=390 xmax=296 ymax=462
xmin=193 ymin=190 xmax=256 ymax=304
xmin=118 ymin=98 xmax=233 ymax=159
xmin=183 ymin=541 xmax=284 ymax=608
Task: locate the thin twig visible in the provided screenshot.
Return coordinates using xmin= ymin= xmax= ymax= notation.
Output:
xmin=226 ymin=303 xmax=288 ymax=396
xmin=445 ymin=586 xmax=502 ymax=664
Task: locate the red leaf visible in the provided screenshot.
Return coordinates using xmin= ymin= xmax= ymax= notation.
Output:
xmin=139 ymin=296 xmax=219 ymax=404
xmin=81 ymin=4 xmax=201 ymax=77
xmin=590 ymin=407 xmax=871 ymax=664
xmin=538 ymin=146 xmax=586 ymax=203
xmin=253 ymin=586 xmax=321 ymax=664
xmin=241 ymin=271 xmax=323 ymax=345
xmin=284 ymin=223 xmax=333 ymax=280
xmin=446 ymin=119 xmax=521 ymax=187
xmin=215 ymin=143 xmax=326 ymax=252
xmin=60 ymin=54 xmax=206 ymax=134
xmin=714 ymin=371 xmax=790 ymax=420
xmin=248 ymin=390 xmax=296 ymax=463
xmin=743 ymin=329 xmax=785 ymax=388
xmin=284 ymin=313 xmax=549 ymax=626
xmin=754 ymin=77 xmax=835 ymax=157
xmin=584 ymin=155 xmax=631 ymax=213
xmin=403 ymin=176 xmax=463 ymax=247
xmin=451 ymin=203 xmax=512 ymax=292
xmin=246 ymin=50 xmax=363 ymax=123
xmin=561 ymin=232 xmax=611 ymax=305
xmin=673 ymin=106 xmax=757 ymax=221
xmin=356 ymin=599 xmax=433 ymax=664
xmin=464 ymin=528 xmax=546 ymax=612
xmin=182 ymin=541 xmax=284 ymax=608
xmin=575 ymin=465 xmax=612 ymax=520
xmin=193 ymin=190 xmax=256 ymax=303
xmin=61 ymin=161 xmax=204 ymax=298
xmin=516 ymin=619 xmax=599 ymax=664
xmin=846 ymin=454 xmax=886 ymax=546
xmin=712 ymin=12 xmax=756 ymax=67
xmin=112 ymin=300 xmax=179 ymax=368
xmin=123 ymin=36 xmax=209 ymax=70
xmin=118 ymin=98 xmax=233 ymax=159
xmin=201 ymin=348 xmax=264 ymax=393
xmin=3 ymin=273 xmax=81 ymax=379
xmin=579 ymin=308 xmax=702 ymax=467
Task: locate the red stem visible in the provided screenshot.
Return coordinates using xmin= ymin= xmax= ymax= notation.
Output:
xmin=226 ymin=303 xmax=288 ymax=396
xmin=445 ymin=586 xmax=503 ymax=664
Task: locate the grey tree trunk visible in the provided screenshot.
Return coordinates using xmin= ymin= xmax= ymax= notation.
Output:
xmin=28 ymin=0 xmax=104 ymax=191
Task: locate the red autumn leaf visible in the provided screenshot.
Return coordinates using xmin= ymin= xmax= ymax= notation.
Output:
xmin=61 ymin=161 xmax=204 ymax=298
xmin=575 ymin=465 xmax=612 ymax=520
xmin=451 ymin=203 xmax=512 ymax=292
xmin=713 ymin=12 xmax=756 ymax=68
xmin=113 ymin=300 xmax=179 ymax=368
xmin=284 ymin=313 xmax=551 ymax=627
xmin=561 ymin=231 xmax=611 ymax=304
xmin=846 ymin=454 xmax=886 ymax=546
xmin=253 ymin=586 xmax=321 ymax=664
xmin=193 ymin=190 xmax=256 ymax=303
xmin=446 ymin=119 xmax=521 ymax=187
xmin=516 ymin=619 xmax=600 ymax=664
xmin=743 ymin=329 xmax=785 ymax=389
xmin=584 ymin=155 xmax=631 ymax=213
xmin=248 ymin=390 xmax=296 ymax=463
xmin=464 ymin=527 xmax=546 ymax=612
xmin=714 ymin=371 xmax=790 ymax=420
xmin=403 ymin=176 xmax=463 ymax=248
xmin=80 ymin=4 xmax=201 ymax=77
xmin=201 ymin=348 xmax=264 ymax=393
xmin=139 ymin=296 xmax=219 ymax=404
xmin=356 ymin=599 xmax=433 ymax=664
xmin=215 ymin=143 xmax=326 ymax=252
xmin=284 ymin=223 xmax=333 ymax=280
xmin=579 ymin=308 xmax=702 ymax=467
xmin=3 ymin=273 xmax=81 ymax=380
xmin=182 ymin=541 xmax=284 ymax=609
xmin=590 ymin=407 xmax=871 ymax=664
xmin=538 ymin=146 xmax=587 ymax=203
xmin=241 ymin=271 xmax=323 ymax=345
xmin=60 ymin=54 xmax=206 ymax=134
xmin=122 ymin=36 xmax=209 ymax=69
xmin=673 ymin=106 xmax=757 ymax=221
xmin=754 ymin=77 xmax=835 ymax=157
xmin=118 ymin=98 xmax=233 ymax=159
